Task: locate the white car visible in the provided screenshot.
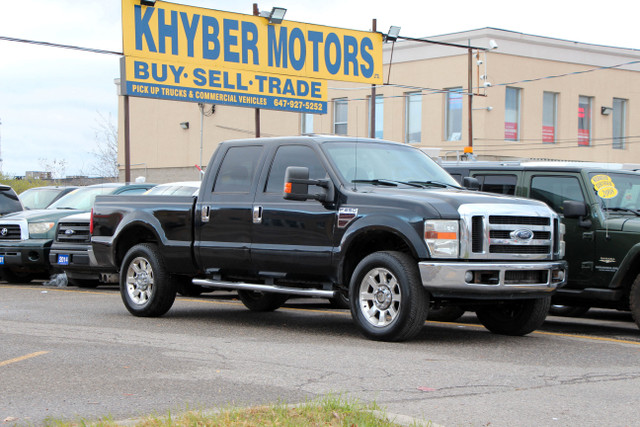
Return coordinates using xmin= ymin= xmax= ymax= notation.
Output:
xmin=143 ymin=181 xmax=200 ymax=196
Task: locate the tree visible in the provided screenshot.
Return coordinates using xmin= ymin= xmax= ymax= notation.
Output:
xmin=38 ymin=157 xmax=67 ymax=180
xmin=91 ymin=112 xmax=118 ymax=178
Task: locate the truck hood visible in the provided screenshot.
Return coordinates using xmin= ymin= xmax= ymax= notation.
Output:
xmin=356 ymin=187 xmax=551 ymax=218
xmin=602 ymin=215 xmax=640 ymax=233
xmin=0 ymin=208 xmax=84 ymax=223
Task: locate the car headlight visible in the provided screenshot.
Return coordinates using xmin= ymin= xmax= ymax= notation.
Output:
xmin=28 ymin=222 xmax=55 ymax=236
xmin=424 ymin=219 xmax=459 ymax=258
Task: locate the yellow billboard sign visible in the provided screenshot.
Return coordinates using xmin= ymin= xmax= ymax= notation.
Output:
xmin=121 ymin=0 xmax=383 ymax=113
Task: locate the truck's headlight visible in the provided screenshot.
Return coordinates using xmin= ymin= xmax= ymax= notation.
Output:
xmin=424 ymin=220 xmax=459 ymax=258
xmin=28 ymin=222 xmax=55 ymax=236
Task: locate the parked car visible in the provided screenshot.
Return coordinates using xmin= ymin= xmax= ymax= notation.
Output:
xmin=443 ymin=161 xmax=640 ymax=329
xmin=0 ymin=183 xmax=155 ymax=283
xmin=143 ymin=181 xmax=200 ymax=196
xmin=19 ymin=186 xmax=78 ymax=210
xmin=0 ymin=185 xmax=23 ymax=217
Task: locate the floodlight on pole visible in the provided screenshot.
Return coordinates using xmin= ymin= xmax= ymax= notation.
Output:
xmin=385 ymin=26 xmax=401 ymax=42
xmin=260 ymin=7 xmax=287 ymax=24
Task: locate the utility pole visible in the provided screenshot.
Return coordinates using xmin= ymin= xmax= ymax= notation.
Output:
xmin=467 ymin=47 xmax=473 ymax=150
xmin=369 ymin=19 xmax=377 ymax=138
xmin=253 ymin=3 xmax=261 ymax=137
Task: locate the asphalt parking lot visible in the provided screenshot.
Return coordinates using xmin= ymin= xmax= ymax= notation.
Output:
xmin=1 ymin=282 xmax=639 ymax=426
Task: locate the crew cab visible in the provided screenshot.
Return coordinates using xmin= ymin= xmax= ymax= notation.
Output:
xmin=444 ymin=161 xmax=640 ymax=329
xmin=91 ymin=136 xmax=567 ymax=342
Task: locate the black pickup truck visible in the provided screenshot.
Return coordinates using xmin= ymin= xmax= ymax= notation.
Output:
xmin=91 ymin=136 xmax=567 ymax=342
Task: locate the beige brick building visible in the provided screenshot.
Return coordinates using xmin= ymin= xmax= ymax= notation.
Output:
xmin=118 ymin=27 xmax=640 ymax=182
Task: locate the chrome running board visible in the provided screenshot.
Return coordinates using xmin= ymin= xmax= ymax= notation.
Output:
xmin=192 ymin=278 xmax=336 ymax=298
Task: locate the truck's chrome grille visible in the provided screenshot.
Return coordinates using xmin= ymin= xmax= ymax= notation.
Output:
xmin=56 ymin=221 xmax=91 ymax=243
xmin=461 ymin=204 xmax=560 ymax=261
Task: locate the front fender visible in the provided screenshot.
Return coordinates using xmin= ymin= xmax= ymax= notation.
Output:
xmin=609 ymin=242 xmax=640 ymax=289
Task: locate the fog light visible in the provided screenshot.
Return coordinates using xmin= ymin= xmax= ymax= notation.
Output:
xmin=552 ymin=269 xmax=565 ymax=282
xmin=464 ymin=271 xmax=474 ymax=283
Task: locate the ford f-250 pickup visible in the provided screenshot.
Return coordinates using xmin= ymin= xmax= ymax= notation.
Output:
xmin=91 ymin=136 xmax=567 ymax=342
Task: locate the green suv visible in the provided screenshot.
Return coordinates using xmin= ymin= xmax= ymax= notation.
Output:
xmin=443 ymin=162 xmax=640 ymax=329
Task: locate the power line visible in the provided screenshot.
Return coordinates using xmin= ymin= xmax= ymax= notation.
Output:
xmin=0 ymin=35 xmax=122 ymax=56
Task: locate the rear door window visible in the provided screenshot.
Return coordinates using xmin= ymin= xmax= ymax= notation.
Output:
xmin=213 ymin=146 xmax=263 ymax=193
xmin=473 ymin=174 xmax=517 ymax=195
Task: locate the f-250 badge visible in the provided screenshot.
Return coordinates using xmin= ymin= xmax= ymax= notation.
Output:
xmin=338 ymin=208 xmax=358 ymax=228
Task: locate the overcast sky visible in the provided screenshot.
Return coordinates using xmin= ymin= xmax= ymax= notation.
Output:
xmin=0 ymin=0 xmax=638 ymax=177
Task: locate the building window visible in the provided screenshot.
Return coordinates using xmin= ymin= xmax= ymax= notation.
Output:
xmin=505 ymin=87 xmax=521 ymax=141
xmin=445 ymin=87 xmax=463 ymax=141
xmin=578 ymin=95 xmax=592 ymax=146
xmin=612 ymin=98 xmax=627 ymax=149
xmin=405 ymin=91 xmax=422 ymax=143
xmin=301 ymin=113 xmax=313 ymax=134
xmin=542 ymin=92 xmax=558 ymax=143
xmin=368 ymin=95 xmax=384 ymax=139
xmin=333 ymin=98 xmax=348 ymax=135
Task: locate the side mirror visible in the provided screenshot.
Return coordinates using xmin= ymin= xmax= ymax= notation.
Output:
xmin=463 ymin=176 xmax=480 ymax=191
xmin=562 ymin=200 xmax=592 ymax=228
xmin=283 ymin=166 xmax=334 ymax=203
xmin=283 ymin=166 xmax=310 ymax=201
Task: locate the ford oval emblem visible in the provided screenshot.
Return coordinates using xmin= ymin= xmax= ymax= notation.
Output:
xmin=65 ymin=229 xmax=75 ymax=235
xmin=511 ymin=228 xmax=534 ymax=241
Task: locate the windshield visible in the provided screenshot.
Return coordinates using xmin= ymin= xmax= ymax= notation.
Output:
xmin=589 ymin=172 xmax=640 ymax=212
xmin=323 ymin=141 xmax=459 ymax=188
xmin=47 ymin=186 xmax=119 ymax=211
xmin=19 ymin=188 xmax=62 ymax=209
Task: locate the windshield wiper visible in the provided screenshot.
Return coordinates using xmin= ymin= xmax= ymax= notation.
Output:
xmin=408 ymin=180 xmax=463 ymax=189
xmin=351 ymin=179 xmax=423 ymax=188
xmin=604 ymin=207 xmax=640 ymax=216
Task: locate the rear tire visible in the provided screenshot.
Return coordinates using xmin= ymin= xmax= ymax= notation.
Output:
xmin=349 ymin=251 xmax=428 ymax=342
xmin=329 ymin=290 xmax=350 ymax=309
xmin=237 ymin=290 xmax=289 ymax=312
xmin=120 ymin=243 xmax=176 ymax=317
xmin=428 ymin=305 xmax=466 ymax=322
xmin=476 ymin=296 xmax=551 ymax=336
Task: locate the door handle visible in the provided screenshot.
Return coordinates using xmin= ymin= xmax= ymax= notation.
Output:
xmin=201 ymin=205 xmax=210 ymax=223
xmin=253 ymin=205 xmax=263 ymax=224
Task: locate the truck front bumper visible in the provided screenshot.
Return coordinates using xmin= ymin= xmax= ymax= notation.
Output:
xmin=0 ymin=239 xmax=52 ymax=271
xmin=419 ymin=260 xmax=567 ymax=299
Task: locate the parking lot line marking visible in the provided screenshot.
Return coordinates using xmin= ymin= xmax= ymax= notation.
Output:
xmin=533 ymin=330 xmax=640 ymax=346
xmin=0 ymin=351 xmax=49 ymax=367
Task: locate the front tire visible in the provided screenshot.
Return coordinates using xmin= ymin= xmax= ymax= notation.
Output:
xmin=349 ymin=251 xmax=428 ymax=342
xmin=0 ymin=268 xmax=36 ymax=283
xmin=120 ymin=243 xmax=176 ymax=317
xmin=237 ymin=290 xmax=289 ymax=312
xmin=629 ymin=274 xmax=640 ymax=331
xmin=549 ymin=305 xmax=590 ymax=317
xmin=476 ymin=296 xmax=551 ymax=336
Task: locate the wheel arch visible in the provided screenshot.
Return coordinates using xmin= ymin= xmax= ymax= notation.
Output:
xmin=113 ymin=222 xmax=161 ymax=270
xmin=610 ymin=243 xmax=640 ymax=300
xmin=338 ymin=220 xmax=426 ymax=287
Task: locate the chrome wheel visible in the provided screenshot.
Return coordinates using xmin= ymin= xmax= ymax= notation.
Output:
xmin=358 ymin=267 xmax=402 ymax=327
xmin=125 ymin=256 xmax=154 ymax=305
